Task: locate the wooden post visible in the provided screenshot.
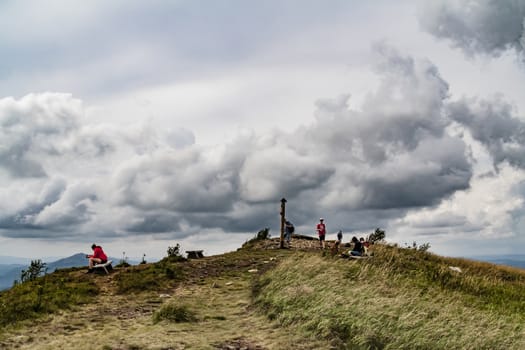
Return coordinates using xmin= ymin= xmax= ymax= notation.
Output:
xmin=280 ymin=198 xmax=287 ymax=249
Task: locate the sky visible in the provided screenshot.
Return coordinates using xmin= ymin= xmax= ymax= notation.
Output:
xmin=1 ymin=0 xmax=525 ymax=260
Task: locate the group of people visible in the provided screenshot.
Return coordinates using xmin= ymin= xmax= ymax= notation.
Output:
xmin=284 ymin=217 xmax=369 ymax=256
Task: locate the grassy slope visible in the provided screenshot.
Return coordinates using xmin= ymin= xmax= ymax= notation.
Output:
xmin=2 ymin=240 xmax=525 ymax=349
xmin=254 ymin=244 xmax=525 ymax=349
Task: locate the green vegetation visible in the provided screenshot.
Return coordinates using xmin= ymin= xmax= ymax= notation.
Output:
xmin=114 ymin=260 xmax=185 ymax=294
xmin=164 ymin=243 xmax=187 ymax=263
xmin=252 ymin=244 xmax=525 ymax=349
xmin=19 ymin=259 xmax=47 ymax=283
xmin=367 ymin=228 xmax=385 ymax=243
xmin=0 ymin=268 xmax=98 ymax=327
xmin=242 ymin=227 xmax=271 ymax=248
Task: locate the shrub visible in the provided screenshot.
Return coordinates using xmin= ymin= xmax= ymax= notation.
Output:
xmin=20 ymin=260 xmax=47 ymax=283
xmin=367 ymin=228 xmax=385 ymax=244
xmin=167 ymin=244 xmax=182 ymax=258
xmin=243 ymin=228 xmax=271 ymax=247
xmin=152 ymin=303 xmax=197 ymax=323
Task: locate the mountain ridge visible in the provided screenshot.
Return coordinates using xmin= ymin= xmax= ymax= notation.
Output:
xmin=2 ymin=237 xmax=525 ymax=349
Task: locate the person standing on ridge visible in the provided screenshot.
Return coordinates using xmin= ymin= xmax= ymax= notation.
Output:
xmin=86 ymin=243 xmax=108 ymax=273
xmin=331 ymin=230 xmax=343 ymax=255
xmin=284 ymin=219 xmax=294 ymax=247
xmin=316 ymin=218 xmax=326 ymax=249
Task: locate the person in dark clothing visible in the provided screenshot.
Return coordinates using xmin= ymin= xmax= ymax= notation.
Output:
xmin=350 ymin=236 xmax=363 ymax=256
xmin=284 ymin=220 xmax=294 ymax=246
xmin=331 ymin=230 xmax=344 ymax=256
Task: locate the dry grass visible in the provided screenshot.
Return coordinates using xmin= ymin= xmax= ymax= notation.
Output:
xmin=253 ymin=248 xmax=525 ymax=349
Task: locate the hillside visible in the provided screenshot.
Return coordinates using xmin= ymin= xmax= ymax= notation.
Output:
xmin=0 ymin=253 xmax=132 ymax=291
xmin=2 ymin=236 xmax=525 ymax=349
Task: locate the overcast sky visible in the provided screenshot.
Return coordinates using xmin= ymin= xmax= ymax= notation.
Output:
xmin=1 ymin=0 xmax=525 ymax=260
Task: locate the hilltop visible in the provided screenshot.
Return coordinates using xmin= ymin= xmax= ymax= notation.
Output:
xmin=2 ymin=235 xmax=525 ymax=349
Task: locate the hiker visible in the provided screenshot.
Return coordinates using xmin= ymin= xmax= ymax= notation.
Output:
xmin=86 ymin=243 xmax=108 ymax=273
xmin=331 ymin=230 xmax=343 ymax=256
xmin=350 ymin=236 xmax=363 ymax=256
xmin=316 ymin=218 xmax=326 ymax=249
xmin=284 ymin=219 xmax=295 ymax=246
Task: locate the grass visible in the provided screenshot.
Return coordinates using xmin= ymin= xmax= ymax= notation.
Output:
xmin=0 ymin=246 xmax=331 ymax=349
xmin=152 ymin=303 xmax=197 ymax=323
xmin=113 ymin=261 xmax=185 ymax=294
xmin=252 ymin=245 xmax=525 ymax=349
xmin=0 ymin=268 xmax=99 ymax=328
xmin=3 ymin=241 xmax=525 ymax=349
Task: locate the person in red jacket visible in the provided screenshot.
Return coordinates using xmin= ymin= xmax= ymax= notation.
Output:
xmin=316 ymin=218 xmax=326 ymax=249
xmin=86 ymin=243 xmax=108 ymax=273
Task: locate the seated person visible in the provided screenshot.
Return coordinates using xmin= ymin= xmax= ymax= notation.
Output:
xmin=359 ymin=237 xmax=369 ymax=255
xmin=350 ymin=236 xmax=363 ymax=256
xmin=86 ymin=243 xmax=108 ymax=273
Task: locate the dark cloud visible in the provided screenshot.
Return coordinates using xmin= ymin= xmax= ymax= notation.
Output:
xmin=447 ymin=97 xmax=525 ymax=169
xmin=126 ymin=213 xmax=181 ymax=234
xmin=289 ymin=45 xmax=470 ymax=214
xmin=419 ymin=0 xmax=525 ymax=58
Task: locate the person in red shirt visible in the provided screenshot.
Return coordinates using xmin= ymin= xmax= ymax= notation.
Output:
xmin=316 ymin=218 xmax=326 ymax=249
xmin=86 ymin=243 xmax=108 ymax=273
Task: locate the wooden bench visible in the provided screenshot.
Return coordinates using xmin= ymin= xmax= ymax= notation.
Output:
xmin=93 ymin=260 xmax=113 ymax=274
xmin=186 ymin=250 xmax=204 ymax=259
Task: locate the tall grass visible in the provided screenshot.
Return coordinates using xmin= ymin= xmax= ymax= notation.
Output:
xmin=252 ymin=246 xmax=525 ymax=349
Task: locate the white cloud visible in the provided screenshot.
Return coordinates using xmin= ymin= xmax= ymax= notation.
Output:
xmin=392 ymin=162 xmax=525 ymax=242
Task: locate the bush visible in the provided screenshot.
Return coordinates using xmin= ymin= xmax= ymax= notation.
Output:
xmin=167 ymin=244 xmax=182 ymax=258
xmin=152 ymin=303 xmax=197 ymax=323
xmin=367 ymin=228 xmax=385 ymax=244
xmin=243 ymin=228 xmax=271 ymax=247
xmin=20 ymin=260 xmax=47 ymax=283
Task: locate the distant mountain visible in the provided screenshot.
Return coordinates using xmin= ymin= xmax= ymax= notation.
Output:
xmin=0 ymin=264 xmax=25 ymax=275
xmin=0 ymin=265 xmax=24 ymax=290
xmin=470 ymin=255 xmax=525 ymax=270
xmin=45 ymin=253 xmax=88 ymax=272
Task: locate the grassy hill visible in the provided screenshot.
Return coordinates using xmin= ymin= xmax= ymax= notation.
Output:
xmin=1 ymin=237 xmax=525 ymax=349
